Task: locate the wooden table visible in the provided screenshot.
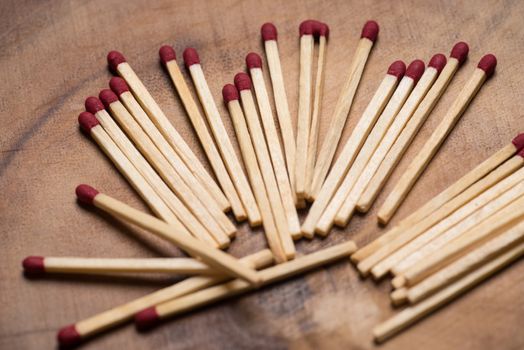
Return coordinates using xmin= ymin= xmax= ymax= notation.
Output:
xmin=2 ymin=0 xmax=523 ymax=348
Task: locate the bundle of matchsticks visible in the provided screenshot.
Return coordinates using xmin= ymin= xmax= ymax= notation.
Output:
xmin=21 ymin=18 xmax=521 ymax=346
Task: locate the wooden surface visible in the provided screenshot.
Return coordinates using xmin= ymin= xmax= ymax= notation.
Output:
xmin=1 ymin=0 xmax=523 ymax=348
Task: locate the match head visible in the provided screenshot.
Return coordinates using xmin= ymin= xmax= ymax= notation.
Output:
xmin=99 ymin=89 xmax=119 ymax=109
xmin=316 ymin=22 xmax=330 ymax=38
xmin=299 ymin=20 xmax=315 ymax=36
xmin=477 ymin=54 xmax=497 ymax=78
xmin=85 ymin=96 xmax=105 ymax=114
xmin=405 ymin=59 xmax=425 ymax=84
xmin=107 ymin=51 xmax=126 ymax=72
xmin=183 ymin=48 xmax=200 ymax=68
xmin=109 ymin=77 xmax=130 ymax=96
xmin=512 ymin=133 xmax=524 ymax=150
xmin=22 ymin=256 xmax=45 ymax=276
xmin=246 ymin=52 xmax=263 ymax=70
xmin=261 ymin=23 xmax=277 ymax=41
xmin=519 ymin=147 xmax=524 ymax=158
xmin=361 ymin=20 xmax=379 ymax=42
xmin=78 ymin=112 xmax=100 ymax=133
xmin=429 ymin=54 xmax=447 ymax=74
xmin=222 ymin=84 xmax=239 ymax=104
xmin=450 ymin=42 xmax=469 ymax=65
xmin=75 ymin=184 xmax=99 ymax=205
xmin=159 ymin=45 xmax=177 ymax=66
xmin=134 ymin=307 xmax=160 ymax=331
xmin=57 ymin=324 xmax=82 ymax=347
xmin=234 ymin=72 xmax=252 ymax=91
xmin=387 ymin=60 xmax=406 ymax=80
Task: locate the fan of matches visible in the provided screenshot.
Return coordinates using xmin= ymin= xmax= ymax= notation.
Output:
xmin=21 ymin=18 xmax=523 ymax=347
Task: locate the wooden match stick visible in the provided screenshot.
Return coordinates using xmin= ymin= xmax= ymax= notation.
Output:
xmin=246 ymin=53 xmax=301 ymax=238
xmin=373 ymin=241 xmax=524 ymax=343
xmin=133 ymin=241 xmax=357 ymax=329
xmin=315 ymin=60 xmax=425 ymax=235
xmin=301 ymin=60 xmax=405 ymax=237
xmin=107 ymin=51 xmax=229 ymax=212
xmin=406 ymin=220 xmax=524 ymax=304
xmin=56 ymin=250 xmax=273 ymax=347
xmin=336 ymin=56 xmax=446 ymax=224
xmin=356 ymin=148 xmax=524 ymax=276
xmin=75 ymin=184 xmax=261 ymax=285
xmin=377 ymin=54 xmax=498 ymax=224
xmin=78 ymin=111 xmax=181 ymax=227
xmin=357 ymin=42 xmax=469 ymax=212
xmin=261 ymin=23 xmax=297 ymax=199
xmin=310 ymin=20 xmax=379 ymax=197
xmin=306 ymin=22 xmax=329 ymax=198
xmin=235 ymin=73 xmax=296 ymax=257
xmin=382 ymin=168 xmax=524 ymax=279
xmin=351 ymin=132 xmax=524 ymax=264
xmin=183 ymin=48 xmax=260 ymax=226
xmin=158 ymin=46 xmax=245 ymax=220
xmin=223 ymin=84 xmax=287 ymax=263
xmin=22 ymin=256 xmax=227 ymax=275
xmin=95 ymin=92 xmax=233 ymax=245
xmin=401 ymin=194 xmax=524 ymax=287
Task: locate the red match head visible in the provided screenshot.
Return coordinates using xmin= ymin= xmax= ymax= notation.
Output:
xmin=75 ymin=184 xmax=99 ymax=205
xmin=316 ymin=22 xmax=330 ymax=38
xmin=387 ymin=60 xmax=406 ymax=80
xmin=222 ymin=84 xmax=239 ymax=104
xmin=361 ymin=20 xmax=379 ymax=42
xmin=405 ymin=59 xmax=425 ymax=84
xmin=85 ymin=96 xmax=105 ymax=114
xmin=99 ymin=89 xmax=119 ymax=109
xmin=512 ymin=133 xmax=524 ymax=150
xmin=107 ymin=51 xmax=126 ymax=72
xmin=261 ymin=23 xmax=277 ymax=41
xmin=57 ymin=324 xmax=82 ymax=347
xmin=183 ymin=48 xmax=200 ymax=68
xmin=518 ymin=147 xmax=524 ymax=158
xmin=159 ymin=45 xmax=177 ymax=66
xmin=477 ymin=54 xmax=497 ymax=78
xmin=299 ymin=20 xmax=315 ymax=36
xmin=429 ymin=54 xmax=447 ymax=74
xmin=450 ymin=42 xmax=469 ymax=65
xmin=246 ymin=52 xmax=263 ymax=70
xmin=109 ymin=77 xmax=130 ymax=96
xmin=134 ymin=307 xmax=160 ymax=331
xmin=22 ymin=256 xmax=45 ymax=275
xmin=234 ymin=72 xmax=252 ymax=91
xmin=78 ymin=112 xmax=100 ymax=133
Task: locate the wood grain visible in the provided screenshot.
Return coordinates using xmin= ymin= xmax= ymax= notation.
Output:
xmin=1 ymin=0 xmax=524 ymax=349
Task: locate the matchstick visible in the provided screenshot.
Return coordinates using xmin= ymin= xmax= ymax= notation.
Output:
xmin=78 ymin=112 xmax=180 ymax=226
xmin=356 ymin=148 xmax=524 ymax=276
xmin=357 ymin=42 xmax=469 ymax=212
xmin=223 ymin=84 xmax=288 ymax=263
xmin=246 ymin=53 xmax=301 ymax=238
xmin=134 ymin=241 xmax=357 ymax=329
xmin=158 ymin=46 xmax=244 ymax=220
xmin=75 ymin=185 xmax=261 ymax=285
xmin=373 ymin=241 xmax=524 ymax=343
xmin=401 ymin=194 xmax=524 ymax=287
xmin=381 ymin=168 xmax=524 ymax=279
xmin=306 ymin=22 xmax=329 ymax=198
xmin=378 ymin=54 xmax=498 ymax=224
xmin=301 ymin=60 xmax=405 ymax=237
xmin=310 ymin=20 xmax=379 ymax=197
xmin=107 ymin=51 xmax=229 ymax=212
xmin=406 ymin=220 xmax=524 ymax=304
xmin=351 ymin=132 xmax=524 ymax=264
xmin=23 ymin=256 xmax=227 ymax=275
xmin=235 ymin=73 xmax=296 ymax=257
xmin=94 ymin=92 xmax=233 ymax=245
xmin=56 ymin=250 xmax=273 ymax=347
xmin=183 ymin=48 xmax=261 ymax=226
xmin=261 ymin=23 xmax=297 ymax=199
xmin=315 ymin=60 xmax=425 ymax=235
xmin=336 ymin=55 xmax=446 ymax=224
